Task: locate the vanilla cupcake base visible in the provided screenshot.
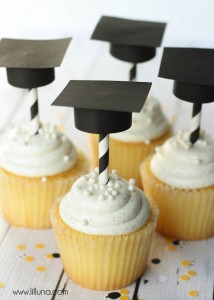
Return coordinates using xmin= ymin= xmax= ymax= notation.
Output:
xmin=0 ymin=150 xmax=90 ymax=229
xmin=141 ymin=157 xmax=214 ymax=240
xmin=88 ymin=128 xmax=172 ymax=188
xmin=51 ymin=200 xmax=158 ymax=291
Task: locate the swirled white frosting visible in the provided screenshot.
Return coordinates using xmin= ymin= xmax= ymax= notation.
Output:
xmin=59 ymin=169 xmax=150 ymax=235
xmin=111 ymin=96 xmax=169 ymax=143
xmin=0 ymin=123 xmax=77 ymax=177
xmin=151 ymin=130 xmax=214 ymax=189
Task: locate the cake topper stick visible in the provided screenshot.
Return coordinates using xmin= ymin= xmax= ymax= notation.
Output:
xmin=190 ymin=103 xmax=202 ymax=144
xmin=129 ymin=63 xmax=136 ymax=82
xmin=159 ymin=47 xmax=214 ymax=144
xmin=52 ymin=80 xmax=152 ymax=185
xmin=99 ymin=133 xmax=109 ymax=184
xmin=0 ymin=38 xmax=71 ymax=134
xmin=91 ymin=16 xmax=166 ymax=82
xmin=28 ymin=88 xmax=40 ymax=134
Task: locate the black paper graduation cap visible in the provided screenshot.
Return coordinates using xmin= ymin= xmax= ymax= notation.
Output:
xmin=52 ymin=80 xmax=152 ymax=134
xmin=159 ymin=47 xmax=214 ymax=103
xmin=91 ymin=16 xmax=166 ymax=63
xmin=0 ymin=38 xmax=71 ymax=88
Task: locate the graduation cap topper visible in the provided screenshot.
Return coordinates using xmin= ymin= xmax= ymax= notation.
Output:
xmin=91 ymin=16 xmax=166 ymax=64
xmin=0 ymin=38 xmax=71 ymax=88
xmin=159 ymin=47 xmax=214 ymax=144
xmin=91 ymin=16 xmax=166 ymax=83
xmin=52 ymin=80 xmax=152 ymax=184
xmin=0 ymin=38 xmax=71 ymax=135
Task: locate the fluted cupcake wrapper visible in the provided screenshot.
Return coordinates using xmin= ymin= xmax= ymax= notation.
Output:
xmin=141 ymin=157 xmax=214 ymax=241
xmin=51 ymin=201 xmax=158 ymax=291
xmin=88 ymin=129 xmax=172 ymax=188
xmin=0 ymin=150 xmax=90 ymax=229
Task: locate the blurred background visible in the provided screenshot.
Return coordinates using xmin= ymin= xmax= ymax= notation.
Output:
xmin=0 ymin=0 xmax=213 ymax=153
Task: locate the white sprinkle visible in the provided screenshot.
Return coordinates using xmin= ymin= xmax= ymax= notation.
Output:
xmin=94 ymin=184 xmax=99 ymax=189
xmin=81 ymin=176 xmax=87 ymax=182
xmin=88 ymin=186 xmax=94 ymax=192
xmin=108 ymin=180 xmax=113 ymax=187
xmin=128 ymin=185 xmax=135 ymax=191
xmin=112 ymin=169 xmax=119 ymax=179
xmin=94 ymin=167 xmax=99 ymax=174
xmin=114 ymin=182 xmax=120 ymax=189
xmin=84 ymin=191 xmax=91 ymax=196
xmin=129 ymin=178 xmax=136 ymax=185
xmin=104 ymin=191 xmax=110 ymax=197
xmin=51 ymin=133 xmax=57 ymax=139
xmin=100 ymin=185 xmax=105 ymax=190
xmin=99 ymin=195 xmax=105 ymax=200
xmin=108 ymin=187 xmax=113 ymax=193
xmin=112 ymin=190 xmax=118 ymax=196
xmin=91 ymin=171 xmax=97 ymax=178
xmin=45 ymin=134 xmax=51 ymax=140
xmin=41 ymin=176 xmax=47 ymax=183
xmin=89 ymin=178 xmax=96 ymax=184
xmin=159 ymin=275 xmax=168 ymax=282
xmin=61 ymin=135 xmax=67 ymax=142
xmin=38 ymin=128 xmax=44 ymax=135
xmin=108 ymin=195 xmax=113 ymax=200
xmin=63 ymin=155 xmax=70 ymax=162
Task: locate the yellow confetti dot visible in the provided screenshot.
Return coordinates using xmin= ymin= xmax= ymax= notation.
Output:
xmin=120 ymin=289 xmax=129 ymax=295
xmin=120 ymin=296 xmax=129 ymax=300
xmin=188 ymin=290 xmax=199 ymax=297
xmin=167 ymin=245 xmax=176 ymax=251
xmin=181 ymin=260 xmax=191 ymax=267
xmin=187 ymin=270 xmax=197 ymax=276
xmin=57 ymin=125 xmax=66 ymax=133
xmin=36 ymin=266 xmax=46 ymax=272
xmin=180 ymin=275 xmax=190 ymax=281
xmin=0 ymin=282 xmax=5 ymax=289
xmin=46 ymin=254 xmax=54 ymax=259
xmin=35 ymin=243 xmax=45 ymax=249
xmin=17 ymin=245 xmax=25 ymax=250
xmin=25 ymin=256 xmax=34 ymax=262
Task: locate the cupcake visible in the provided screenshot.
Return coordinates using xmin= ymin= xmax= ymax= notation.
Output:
xmin=89 ymin=96 xmax=172 ymax=188
xmin=141 ymin=130 xmax=214 ymax=241
xmin=0 ymin=123 xmax=90 ymax=228
xmin=51 ymin=168 xmax=158 ymax=290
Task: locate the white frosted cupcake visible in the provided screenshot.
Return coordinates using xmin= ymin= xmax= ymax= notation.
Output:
xmin=89 ymin=96 xmax=172 ymax=187
xmin=141 ymin=130 xmax=214 ymax=240
xmin=51 ymin=169 xmax=158 ymax=290
xmin=0 ymin=123 xmax=90 ymax=228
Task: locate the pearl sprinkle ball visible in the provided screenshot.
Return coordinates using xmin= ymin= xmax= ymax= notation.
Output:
xmin=78 ymin=168 xmax=137 ymax=201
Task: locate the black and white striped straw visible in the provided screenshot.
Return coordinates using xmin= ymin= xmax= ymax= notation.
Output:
xmin=190 ymin=103 xmax=202 ymax=144
xmin=129 ymin=63 xmax=137 ymax=81
xmin=99 ymin=133 xmax=109 ymax=185
xmin=29 ymin=88 xmax=40 ymax=135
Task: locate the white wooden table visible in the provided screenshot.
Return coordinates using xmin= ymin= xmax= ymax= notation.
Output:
xmin=0 ymin=40 xmax=213 ymax=300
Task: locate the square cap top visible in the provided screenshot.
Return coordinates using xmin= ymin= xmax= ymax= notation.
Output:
xmin=91 ymin=16 xmax=166 ymax=63
xmin=159 ymin=47 xmax=214 ymax=103
xmin=0 ymin=38 xmax=71 ymax=68
xmin=52 ymin=80 xmax=152 ymax=134
xmin=0 ymin=38 xmax=71 ymax=88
